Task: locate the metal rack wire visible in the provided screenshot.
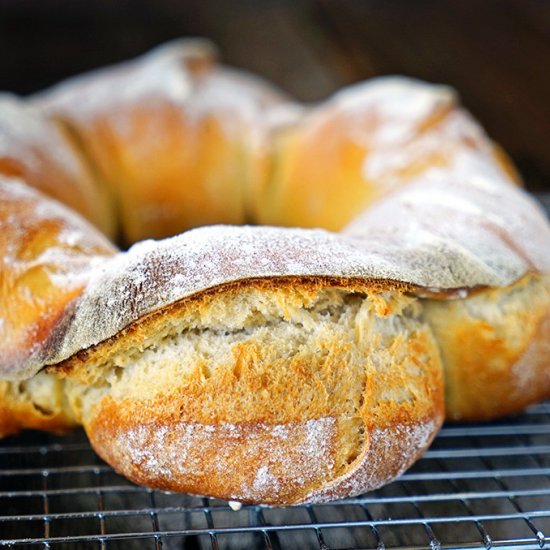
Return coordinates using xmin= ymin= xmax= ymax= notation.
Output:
xmin=1 ymin=402 xmax=550 ymax=549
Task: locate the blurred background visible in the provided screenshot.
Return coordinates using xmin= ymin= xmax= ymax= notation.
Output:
xmin=1 ymin=0 xmax=548 ymax=191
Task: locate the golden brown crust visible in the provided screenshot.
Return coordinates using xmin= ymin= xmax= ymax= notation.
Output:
xmin=0 ymin=177 xmax=116 ymax=379
xmin=86 ymin=408 xmax=442 ymax=505
xmin=424 ymin=275 xmax=550 ymax=421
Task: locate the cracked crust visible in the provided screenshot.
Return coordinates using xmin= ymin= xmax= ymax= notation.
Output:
xmin=57 ymin=279 xmax=444 ymax=505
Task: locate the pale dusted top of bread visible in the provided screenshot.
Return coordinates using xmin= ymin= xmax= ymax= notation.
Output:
xmin=345 ymin=151 xmax=550 ymax=273
xmin=33 ymin=39 xmax=287 ymax=140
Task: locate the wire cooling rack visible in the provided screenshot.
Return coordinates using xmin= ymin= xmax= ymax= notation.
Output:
xmin=2 ymin=402 xmax=550 ymax=549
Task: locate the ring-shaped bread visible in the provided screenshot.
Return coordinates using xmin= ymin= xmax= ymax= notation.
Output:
xmin=1 ymin=40 xmax=549 ymax=504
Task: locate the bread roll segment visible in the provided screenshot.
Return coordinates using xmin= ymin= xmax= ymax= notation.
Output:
xmin=33 ymin=40 xmax=288 ymax=246
xmin=256 ymin=77 xmax=520 ymax=231
xmin=424 ymin=275 xmax=550 ymax=421
xmin=0 ymin=176 xmax=115 ymax=435
xmin=58 ymin=278 xmax=443 ymax=504
xmin=343 ymin=145 xmax=550 ymax=422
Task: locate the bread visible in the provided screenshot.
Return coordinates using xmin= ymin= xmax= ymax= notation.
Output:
xmin=0 ymin=177 xmax=115 ymax=436
xmin=255 ymin=77 xmax=521 ymax=231
xmin=0 ymin=94 xmax=114 ymax=237
xmin=1 ymin=39 xmax=549 ymax=505
xmin=33 ymin=40 xmax=288 ymax=246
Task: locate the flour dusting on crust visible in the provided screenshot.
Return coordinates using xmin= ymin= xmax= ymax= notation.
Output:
xmin=102 ymin=414 xmax=440 ymax=504
xmin=0 ymin=94 xmax=84 ymax=176
xmin=33 ymin=39 xmax=287 ymax=145
xmin=332 ymin=77 xmax=456 ymax=148
xmin=0 ymin=177 xmax=116 ymax=379
xmin=104 ymin=417 xmax=337 ymax=503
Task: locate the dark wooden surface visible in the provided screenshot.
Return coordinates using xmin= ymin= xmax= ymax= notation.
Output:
xmin=1 ymin=0 xmax=549 ymax=190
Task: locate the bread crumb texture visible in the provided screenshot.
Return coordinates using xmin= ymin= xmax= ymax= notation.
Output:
xmin=0 ymin=370 xmax=77 ymax=437
xmin=60 ymin=279 xmax=443 ymax=504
